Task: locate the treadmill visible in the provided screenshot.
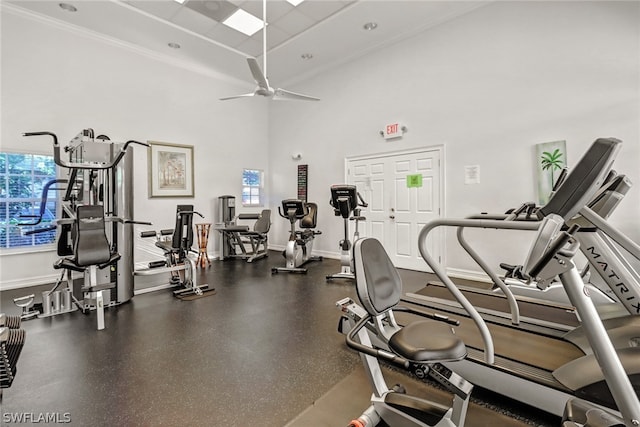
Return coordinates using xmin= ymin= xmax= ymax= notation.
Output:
xmin=406 ymin=169 xmax=639 ymax=337
xmin=412 ymin=138 xmax=640 ymax=417
xmin=491 ymin=170 xmax=635 ymax=312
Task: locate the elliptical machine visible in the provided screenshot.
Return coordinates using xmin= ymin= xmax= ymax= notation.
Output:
xmin=326 ymin=185 xmax=367 ymax=281
xmin=271 ymin=199 xmax=322 ymax=274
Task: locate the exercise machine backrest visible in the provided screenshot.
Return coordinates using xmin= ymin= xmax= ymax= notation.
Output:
xmin=300 ymin=203 xmax=318 ymax=229
xmin=74 ymin=205 xmax=112 ymax=267
xmin=353 ymin=237 xmax=403 ymax=316
xmin=537 ymin=137 xmax=621 ymax=221
xmin=252 ymin=209 xmax=271 ymax=234
xmin=171 ymin=205 xmax=194 ymax=252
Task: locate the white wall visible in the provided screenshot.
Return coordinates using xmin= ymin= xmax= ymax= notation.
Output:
xmin=0 ymin=8 xmax=269 ymax=289
xmin=2 ymin=1 xmax=638 ymax=289
xmin=268 ymin=1 xmax=640 ymax=277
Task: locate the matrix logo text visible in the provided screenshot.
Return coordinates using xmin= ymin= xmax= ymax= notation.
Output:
xmin=2 ymin=412 xmax=72 ymax=424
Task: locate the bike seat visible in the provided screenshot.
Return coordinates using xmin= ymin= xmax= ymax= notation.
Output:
xmin=389 ymin=320 xmax=467 ymax=362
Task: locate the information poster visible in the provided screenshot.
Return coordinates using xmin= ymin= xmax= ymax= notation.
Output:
xmin=297 ymin=164 xmax=308 ymax=202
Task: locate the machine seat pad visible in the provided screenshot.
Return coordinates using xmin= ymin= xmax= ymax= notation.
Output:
xmin=98 ymin=253 xmax=121 ymax=269
xmin=155 ymin=240 xmax=184 ymax=253
xmin=225 ymin=225 xmax=250 ymax=232
xmin=53 ymin=258 xmax=86 ymax=273
xmin=389 ymin=320 xmax=467 ymax=362
xmin=55 ymin=251 xmax=120 ymax=273
xmin=240 ymin=231 xmax=266 ymax=239
xmin=296 ymin=230 xmax=316 ymax=241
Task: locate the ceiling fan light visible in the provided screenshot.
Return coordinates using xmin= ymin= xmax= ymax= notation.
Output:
xmin=363 ymin=22 xmax=378 ymax=31
xmin=223 ymin=9 xmax=264 ymax=36
xmin=59 ymin=3 xmax=77 ymax=12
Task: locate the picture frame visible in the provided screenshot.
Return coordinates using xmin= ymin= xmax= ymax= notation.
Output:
xmin=535 ymin=140 xmax=566 ymax=205
xmin=148 ymin=141 xmax=194 ymax=198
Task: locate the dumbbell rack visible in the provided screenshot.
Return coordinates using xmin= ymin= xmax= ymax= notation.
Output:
xmin=0 ymin=314 xmax=26 ymax=402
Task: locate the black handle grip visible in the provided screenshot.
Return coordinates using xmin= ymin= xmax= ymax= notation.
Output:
xmin=529 ymin=224 xmax=580 ymax=278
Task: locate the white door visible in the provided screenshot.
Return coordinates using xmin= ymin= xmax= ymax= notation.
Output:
xmin=346 ymin=147 xmax=443 ymax=272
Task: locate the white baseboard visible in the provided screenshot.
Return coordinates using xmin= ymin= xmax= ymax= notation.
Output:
xmin=0 ymin=273 xmax=60 ymax=291
xmin=0 ymin=254 xmax=488 ymax=292
xmin=270 ymin=245 xmax=491 ymax=282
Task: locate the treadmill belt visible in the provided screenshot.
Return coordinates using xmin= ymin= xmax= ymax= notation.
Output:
xmin=416 ymin=282 xmax=580 ymax=328
xmin=394 ymin=309 xmax=584 ymax=373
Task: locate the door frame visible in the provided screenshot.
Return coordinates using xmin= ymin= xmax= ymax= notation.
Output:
xmin=345 ymin=145 xmax=446 ymax=269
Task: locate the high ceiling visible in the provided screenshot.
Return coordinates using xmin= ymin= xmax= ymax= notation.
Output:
xmin=4 ymin=0 xmax=489 ymax=88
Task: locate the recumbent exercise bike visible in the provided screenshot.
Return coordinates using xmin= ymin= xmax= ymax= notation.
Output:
xmin=271 ymin=199 xmax=322 ymax=274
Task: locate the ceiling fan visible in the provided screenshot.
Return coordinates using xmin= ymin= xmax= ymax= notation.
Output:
xmin=220 ymin=0 xmax=319 ymax=101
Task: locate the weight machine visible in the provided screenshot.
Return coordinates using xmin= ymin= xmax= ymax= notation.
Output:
xmin=138 ymin=205 xmax=210 ymax=297
xmin=16 ymin=129 xmax=148 ymax=329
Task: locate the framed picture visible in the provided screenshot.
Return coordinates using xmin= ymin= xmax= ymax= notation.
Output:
xmin=148 ymin=141 xmax=194 ymax=198
xmin=536 ymin=140 xmax=566 ymax=205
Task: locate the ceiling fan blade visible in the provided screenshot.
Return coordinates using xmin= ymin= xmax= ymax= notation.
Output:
xmin=220 ymin=1 xmax=320 ymax=103
xmin=247 ymin=57 xmax=269 ymax=90
xmin=219 ymin=93 xmax=257 ymax=101
xmin=273 ymin=88 xmax=320 ymax=101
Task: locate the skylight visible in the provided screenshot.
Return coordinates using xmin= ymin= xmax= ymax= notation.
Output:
xmin=223 ymin=9 xmax=264 ymax=36
xmin=286 ymin=0 xmax=305 ymax=6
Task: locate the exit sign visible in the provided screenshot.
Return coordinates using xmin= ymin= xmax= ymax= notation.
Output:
xmin=383 ymin=122 xmax=403 ymax=140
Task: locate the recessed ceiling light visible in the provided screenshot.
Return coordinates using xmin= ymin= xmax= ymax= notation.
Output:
xmin=286 ymin=0 xmax=305 ymax=6
xmin=168 ymin=42 xmax=181 ymax=49
xmin=173 ymin=0 xmax=187 ymax=4
xmin=223 ymin=9 xmax=264 ymax=37
xmin=59 ymin=3 xmax=77 ymax=12
xmin=363 ymin=22 xmax=378 ymax=31
xmin=301 ymin=53 xmax=313 ymax=60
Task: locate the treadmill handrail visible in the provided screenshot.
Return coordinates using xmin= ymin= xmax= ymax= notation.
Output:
xmin=419 ymin=219 xmax=541 ymax=364
xmin=456 ymin=224 xmax=526 ymax=325
xmin=419 ymin=218 xmax=539 ymax=365
xmin=580 ymin=206 xmax=640 ymax=261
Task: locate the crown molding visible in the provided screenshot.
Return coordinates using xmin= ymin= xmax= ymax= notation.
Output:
xmin=1 ymin=2 xmax=250 ymax=87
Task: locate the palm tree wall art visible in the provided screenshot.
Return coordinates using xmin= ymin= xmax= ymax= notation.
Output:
xmin=536 ymin=140 xmax=566 ymax=204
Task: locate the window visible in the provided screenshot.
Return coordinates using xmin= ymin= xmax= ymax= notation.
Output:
xmin=242 ymin=169 xmax=263 ymax=207
xmin=0 ymin=152 xmax=58 ymax=249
